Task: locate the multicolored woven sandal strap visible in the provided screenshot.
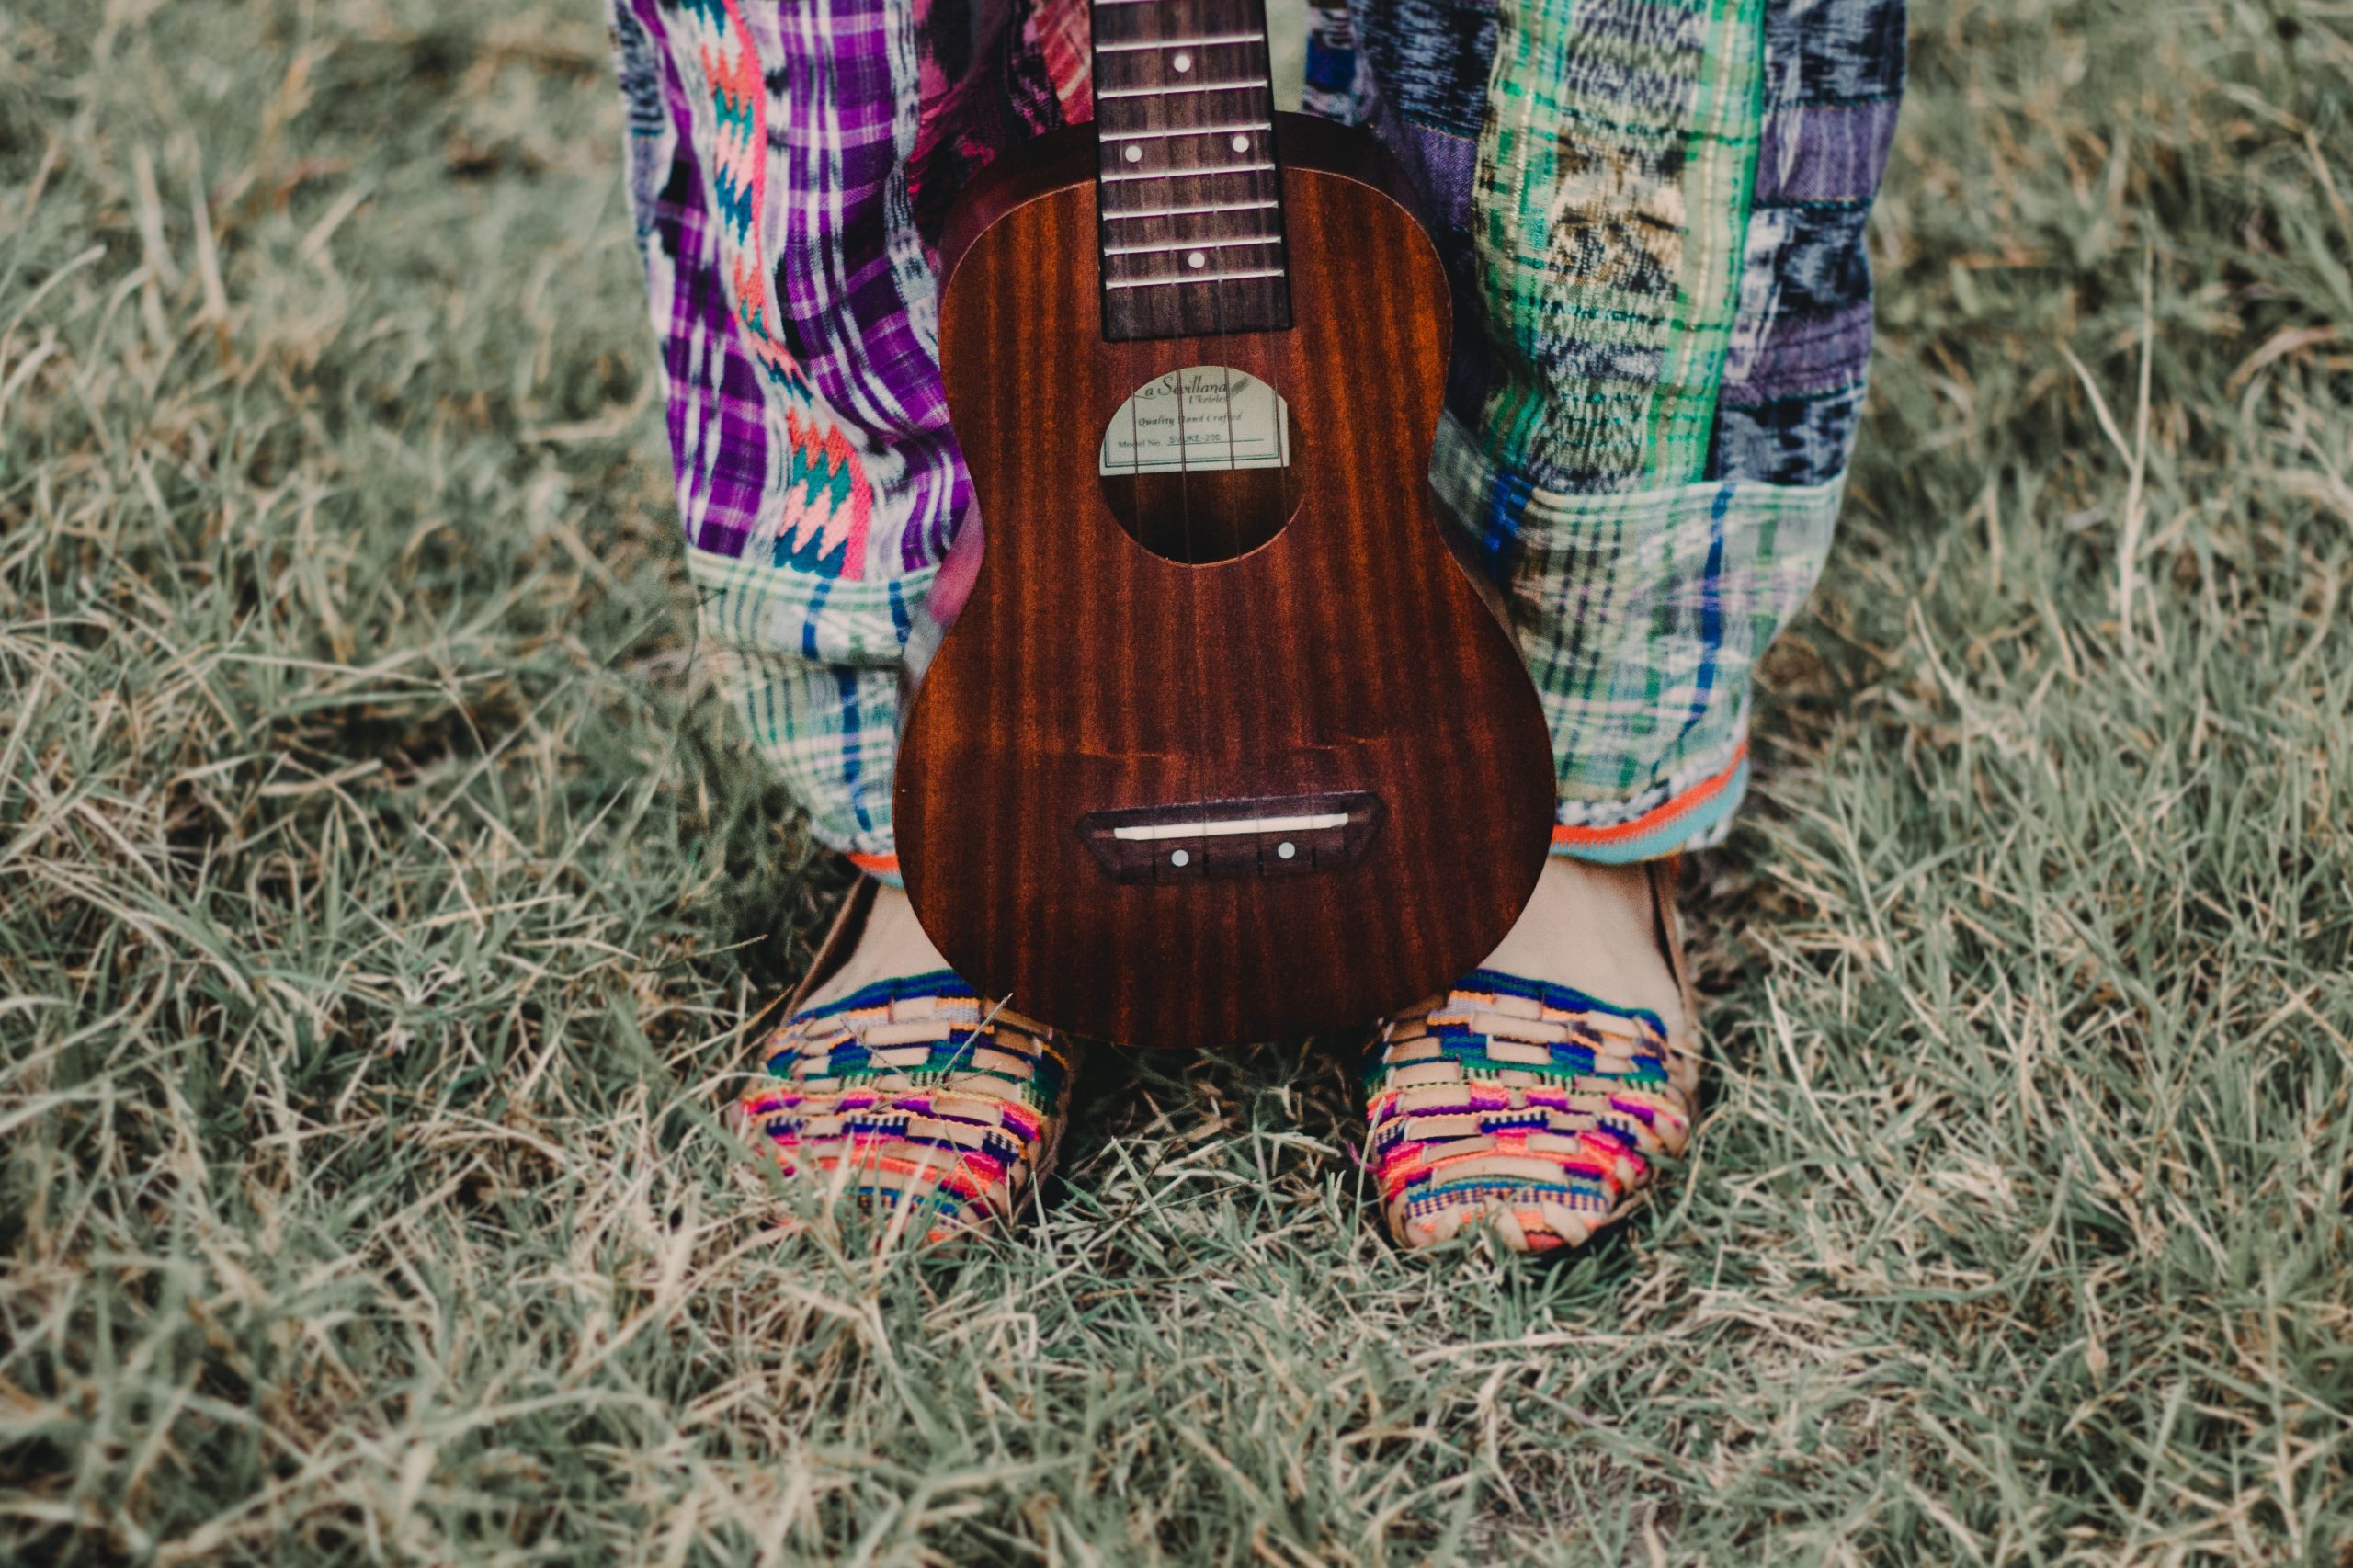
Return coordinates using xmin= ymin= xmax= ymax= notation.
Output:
xmin=1364 ymin=968 xmax=1696 ymax=1254
xmin=739 ymin=971 xmax=1075 ymax=1242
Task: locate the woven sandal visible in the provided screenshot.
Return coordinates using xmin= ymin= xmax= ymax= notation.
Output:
xmin=1363 ymin=858 xmax=1701 ymax=1254
xmin=736 ymin=881 xmax=1077 ymax=1244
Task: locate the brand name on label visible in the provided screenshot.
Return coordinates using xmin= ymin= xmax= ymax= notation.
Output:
xmin=1100 ymin=367 xmax=1291 ymax=476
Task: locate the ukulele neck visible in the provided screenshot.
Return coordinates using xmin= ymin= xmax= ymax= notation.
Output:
xmin=1092 ymin=0 xmax=1292 ymax=341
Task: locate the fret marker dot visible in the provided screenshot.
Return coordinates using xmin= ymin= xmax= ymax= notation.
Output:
xmin=1187 ymin=250 xmax=1207 ymax=269
xmin=1123 ymin=144 xmax=1142 ymax=164
xmin=1171 ymin=51 xmax=1192 ymax=72
xmin=1170 ymin=849 xmax=1189 ymax=868
xmin=1277 ymin=841 xmax=1296 ymax=860
xmin=1232 ymin=134 xmax=1250 ymax=153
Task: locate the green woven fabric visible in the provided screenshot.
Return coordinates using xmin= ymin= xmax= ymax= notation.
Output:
xmin=1473 ymin=0 xmax=1768 ymax=493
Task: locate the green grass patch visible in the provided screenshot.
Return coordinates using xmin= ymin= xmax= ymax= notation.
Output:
xmin=3 ymin=0 xmax=2349 ymax=1562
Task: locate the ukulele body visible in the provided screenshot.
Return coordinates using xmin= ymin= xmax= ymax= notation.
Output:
xmin=896 ymin=113 xmax=1557 ymax=1049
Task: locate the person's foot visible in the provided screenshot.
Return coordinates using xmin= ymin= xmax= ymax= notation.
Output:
xmin=737 ymin=883 xmax=1078 ymax=1244
xmin=1363 ymin=857 xmax=1699 ymax=1254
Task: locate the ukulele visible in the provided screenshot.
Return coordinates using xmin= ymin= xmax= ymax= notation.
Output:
xmin=893 ymin=0 xmax=1557 ymax=1049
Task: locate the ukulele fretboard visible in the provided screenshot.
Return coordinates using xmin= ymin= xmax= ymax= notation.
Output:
xmin=1092 ymin=0 xmax=1291 ymax=341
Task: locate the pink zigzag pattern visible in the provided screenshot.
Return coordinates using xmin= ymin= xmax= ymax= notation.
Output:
xmin=684 ymin=0 xmax=872 ymax=580
xmin=779 ymin=409 xmax=872 ymax=575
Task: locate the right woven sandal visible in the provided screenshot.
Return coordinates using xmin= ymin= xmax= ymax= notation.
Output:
xmin=1361 ymin=858 xmax=1702 ymax=1254
xmin=1362 ymin=972 xmax=1698 ymax=1252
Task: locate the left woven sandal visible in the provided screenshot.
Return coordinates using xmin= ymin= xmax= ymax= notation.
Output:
xmin=736 ymin=885 xmax=1076 ymax=1244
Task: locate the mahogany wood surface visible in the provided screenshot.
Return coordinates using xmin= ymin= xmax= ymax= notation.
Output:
xmin=896 ymin=111 xmax=1557 ymax=1049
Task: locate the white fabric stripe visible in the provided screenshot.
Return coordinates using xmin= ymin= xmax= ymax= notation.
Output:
xmin=882 ymin=0 xmax=933 ymax=358
xmin=879 ymin=0 xmax=947 ymax=562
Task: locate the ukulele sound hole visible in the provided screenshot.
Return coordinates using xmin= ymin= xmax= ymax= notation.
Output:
xmin=1098 ymin=366 xmax=1299 ymax=564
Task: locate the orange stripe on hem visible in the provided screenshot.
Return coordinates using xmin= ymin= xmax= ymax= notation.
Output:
xmin=1550 ymin=743 xmax=1748 ymax=851
xmin=846 ymin=851 xmax=901 ymax=878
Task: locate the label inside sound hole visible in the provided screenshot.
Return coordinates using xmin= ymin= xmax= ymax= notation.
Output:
xmin=1099 ymin=367 xmax=1290 ymax=476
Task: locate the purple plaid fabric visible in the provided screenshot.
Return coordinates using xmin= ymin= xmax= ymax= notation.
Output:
xmin=609 ymin=0 xmax=1086 ymax=864
xmin=627 ymin=8 xmax=770 ymax=561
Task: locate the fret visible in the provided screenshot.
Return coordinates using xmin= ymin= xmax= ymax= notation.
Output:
xmin=1103 ymin=234 xmax=1280 ymax=256
xmin=1102 ymin=162 xmax=1275 ymax=183
xmin=1095 ymin=80 xmax=1263 ymax=99
xmin=1091 ymin=0 xmax=1290 ymax=339
xmin=1099 ymin=121 xmax=1272 ymax=142
xmin=1100 ymin=199 xmax=1279 ymax=221
xmin=1096 ymin=32 xmax=1263 ymax=50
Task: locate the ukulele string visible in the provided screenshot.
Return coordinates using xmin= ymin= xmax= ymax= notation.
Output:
xmin=1216 ymin=2 xmax=1266 ymax=557
xmin=1191 ymin=0 xmax=1265 ymax=850
xmin=1112 ymin=2 xmax=1204 ymax=856
xmin=1159 ymin=0 xmax=1211 ymax=865
xmin=1199 ymin=0 xmax=1279 ymax=892
xmin=1202 ymin=0 xmax=1268 ymax=744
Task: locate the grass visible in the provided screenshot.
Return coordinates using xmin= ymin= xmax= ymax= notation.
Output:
xmin=3 ymin=0 xmax=2350 ymax=1562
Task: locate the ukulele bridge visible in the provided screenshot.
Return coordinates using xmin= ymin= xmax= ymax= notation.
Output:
xmin=1078 ymin=792 xmax=1383 ymax=884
